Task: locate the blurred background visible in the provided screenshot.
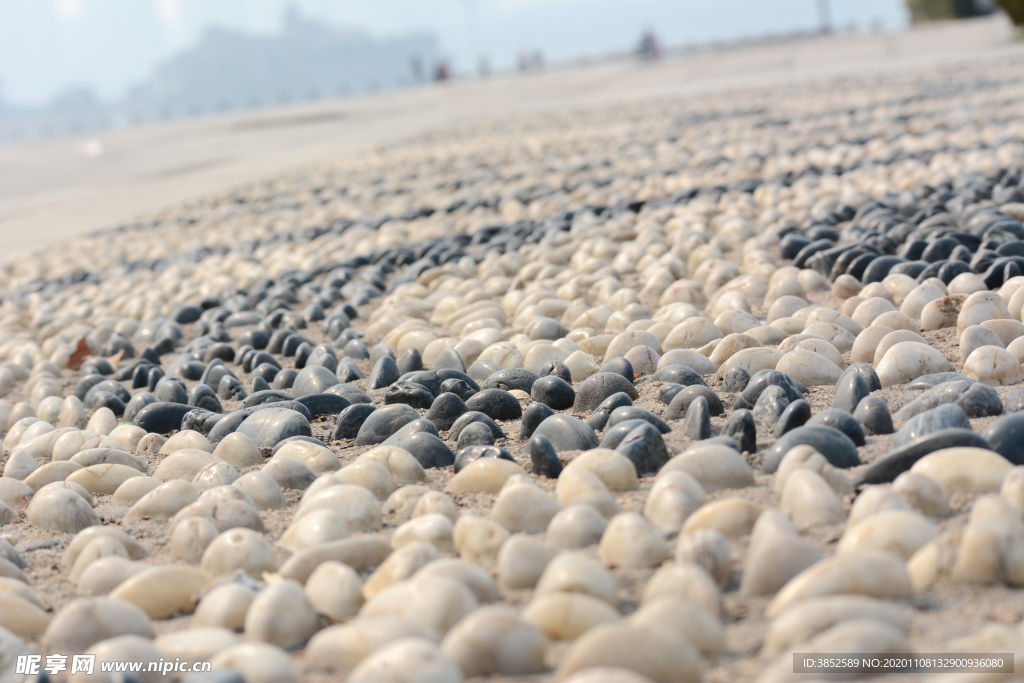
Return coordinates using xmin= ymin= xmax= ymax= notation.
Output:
xmin=0 ymin=0 xmax=1017 ymax=144
xmin=0 ymin=0 xmax=1020 ymax=256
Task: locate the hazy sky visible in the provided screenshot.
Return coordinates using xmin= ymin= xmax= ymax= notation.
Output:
xmin=0 ymin=0 xmax=910 ymax=106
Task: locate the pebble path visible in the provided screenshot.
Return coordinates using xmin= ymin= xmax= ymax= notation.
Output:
xmin=3 ymin=55 xmax=1024 ymax=683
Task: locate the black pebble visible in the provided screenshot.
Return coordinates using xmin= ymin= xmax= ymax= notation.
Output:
xmin=333 ymin=404 xmax=377 ymax=440
xmin=601 ymin=357 xmax=634 ymax=382
xmin=439 ymin=378 xmax=477 ymax=402
xmin=808 ymin=408 xmax=866 ymax=446
xmin=397 ymin=348 xmax=423 ymax=374
xmin=531 ymin=376 xmax=575 ymax=410
xmin=854 ymin=395 xmax=893 ymax=435
xmin=773 ymin=399 xmax=811 ymax=438
xmin=752 ymin=385 xmax=789 ymax=425
xmin=457 ymin=421 xmax=495 ymax=449
xmin=615 ymin=422 xmax=670 ymax=475
xmin=682 ymin=396 xmax=711 ymax=440
xmin=721 ymin=366 xmax=750 ymax=393
xmin=665 ymin=385 xmax=724 ymax=420
xmin=832 ymin=371 xmax=869 ymax=414
xmin=528 ymin=434 xmax=563 ymax=478
xmin=425 ymin=392 xmax=469 ymax=431
xmin=454 ymin=445 xmax=514 ymax=473
xmin=586 ymin=392 xmax=633 ymax=431
xmin=385 ymin=381 xmax=435 ymax=410
xmin=465 ymin=388 xmax=523 ymax=421
xmin=723 ymin=409 xmax=756 ymax=453
xmin=607 ymin=406 xmax=670 ymax=434
xmin=538 ymin=361 xmax=572 ymax=384
xmin=520 ymin=402 xmax=555 ymax=440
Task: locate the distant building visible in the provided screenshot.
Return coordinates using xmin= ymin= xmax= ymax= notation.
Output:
xmin=125 ymin=6 xmax=440 ymax=114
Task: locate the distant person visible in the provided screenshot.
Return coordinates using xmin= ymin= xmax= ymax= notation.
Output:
xmin=435 ymin=62 xmax=450 ymax=82
xmin=410 ymin=56 xmax=424 ymax=83
xmin=637 ymin=30 xmax=662 ymax=61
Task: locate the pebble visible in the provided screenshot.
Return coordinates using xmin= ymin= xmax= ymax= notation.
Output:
xmin=546 ymin=504 xmax=610 ymax=549
xmin=497 ymin=534 xmax=554 ymax=589
xmin=27 ymin=486 xmax=100 ymax=533
xmin=557 ymin=623 xmax=701 ymax=683
xmin=838 ymin=509 xmax=936 ymax=560
xmin=452 ymin=515 xmax=509 ymax=567
xmin=762 ymin=425 xmax=860 ymax=473
xmin=109 ymin=565 xmax=210 ymax=618
xmin=963 ymin=345 xmax=1024 ymax=385
xmin=767 ymin=549 xmax=912 ymax=617
xmin=740 ymin=509 xmax=822 ymax=595
xmin=360 ymin=574 xmax=479 ymax=639
xmin=674 ymin=528 xmax=730 ymax=585
xmin=681 ymin=497 xmax=761 ymax=538
xmin=535 ymin=550 xmax=618 ymax=605
xmin=642 ymin=562 xmax=722 ymax=618
xmin=893 ymin=471 xmax=951 ymax=517
xmin=573 ymin=372 xmax=638 ymax=412
xmin=875 ymin=342 xmax=953 ymax=387
xmin=661 ymin=444 xmax=754 ymax=490
xmin=781 ymin=469 xmax=847 ymax=527
xmin=911 ymin=447 xmax=1013 ymax=492
xmin=304 ymin=618 xmax=430 ymax=677
xmin=598 ymin=512 xmax=670 ymax=568
xmin=762 ymin=594 xmax=902 ymax=657
xmin=521 ymin=591 xmax=621 ymax=641
xmin=491 ymin=480 xmax=562 ymax=533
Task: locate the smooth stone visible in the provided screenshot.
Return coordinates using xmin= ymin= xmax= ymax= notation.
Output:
xmin=723 ymin=409 xmax=757 ymax=453
xmin=453 ymin=445 xmax=515 ymax=473
xmin=854 ymin=395 xmax=894 ymax=435
xmin=573 ymin=372 xmax=638 ymax=412
xmin=531 ymin=376 xmax=576 ymax=410
xmin=556 ymin=623 xmax=702 ymax=683
xmin=762 ymin=595 xmax=902 ymax=657
xmin=658 ymin=349 xmax=717 ymax=375
xmin=535 ymin=551 xmax=618 ymax=605
xmin=384 ymin=431 xmax=455 ymax=469
xmin=263 ymin=455 xmax=317 ymax=490
xmin=292 ymin=365 xmax=340 ymax=398
xmin=752 ymin=385 xmax=789 ymax=425
xmin=661 ymin=445 xmax=755 ymax=490
xmin=680 ymin=498 xmax=761 ymax=539
xmin=546 ymin=504 xmax=609 ymax=549
xmin=441 ymin=605 xmax=546 ymax=677
xmin=911 ymin=447 xmax=1013 ymax=492
xmin=482 ymin=368 xmax=539 ymax=393
xmin=368 ymin=356 xmax=401 ymax=390
xmin=528 ymin=434 xmax=563 ymax=478
xmin=740 ymin=510 xmax=822 ymax=595
xmin=833 ymin=371 xmax=869 ymax=414
xmin=766 ymin=549 xmax=912 ymax=617
xmin=721 ymin=366 xmax=750 ymax=392
xmin=456 ymin=421 xmax=495 ymax=449
xmin=392 ymin=513 xmax=454 ymax=552
xmin=521 ymin=592 xmax=621 ymax=642
xmin=894 ymin=471 xmax=951 ymax=517
xmin=109 ymin=565 xmax=210 ymax=618
xmin=236 ymin=408 xmax=311 ymax=449
xmin=983 ymin=412 xmax=1024 ymax=464
xmin=606 ymin=407 xmax=670 ymax=434
xmin=363 ymin=542 xmax=440 ymax=598
xmin=781 ymin=469 xmax=846 ymax=527
xmin=349 ymin=638 xmax=463 ymax=683
xmin=125 ymin=479 xmax=199 ymax=522
xmin=895 ymin=380 xmax=1002 ymax=420
xmin=807 ymin=408 xmax=866 ymax=446
xmin=465 ymin=388 xmax=522 ymax=421
xmin=732 ymin=370 xmax=807 ymax=410
xmin=495 ymin=534 xmax=553 ymax=590
xmin=233 ymin=471 xmax=284 ymax=510
xmin=629 ymin=596 xmax=725 ymax=656
xmin=762 ymin=426 xmax=861 ymax=473
xmin=674 ymin=528 xmax=730 ymax=585
xmin=448 ymin=411 xmax=505 ymax=443
xmin=567 ymin=449 xmax=637 ymax=491
xmin=533 ymin=414 xmax=599 ymax=453
xmin=776 ymin=349 xmax=843 ymax=387
xmin=385 ymin=381 xmax=435 ymax=410
xmin=586 ymin=392 xmax=633 ymax=431
xmin=964 ymin=345 xmax=1024 ymax=386
xmin=276 ymin=536 xmax=392 ymax=583
xmin=424 ymin=393 xmax=469 ymax=431
xmin=876 ymin=342 xmax=953 ymax=387
xmin=244 ymin=579 xmax=318 ymax=651
xmin=600 ymin=357 xmax=635 ymax=382
xmin=297 ymin=484 xmax=382 ymax=532
xmin=132 ymin=402 xmax=196 ymax=433
xmin=439 ymin=378 xmax=476 ymax=402
xmin=682 ymin=397 xmax=711 ymax=440
xmin=44 ymin=596 xmax=155 ymax=652
xmin=521 ymin=402 xmax=556 ymax=440
xmin=446 ymin=457 xmax=525 ymax=494
xmin=359 ymin=574 xmax=479 ymax=639
xmin=27 ymin=487 xmax=100 ymax=533
xmin=893 ymin=403 xmax=970 ymax=449
xmin=279 ymin=509 xmax=350 ymax=552
xmin=597 ymin=512 xmax=670 ymax=568
xmin=614 ymin=422 xmax=670 ymax=476
xmin=650 ymin=364 xmax=707 ymax=387
xmin=356 ymin=404 xmax=419 ymax=446
xmin=492 ymin=482 xmax=562 ymax=533
xmin=201 ymin=528 xmax=276 ymax=578
xmin=838 ymin=509 xmax=936 ymax=560
xmin=664 ymin=386 xmax=723 ymax=421
xmin=772 ymin=399 xmax=811 ymax=438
